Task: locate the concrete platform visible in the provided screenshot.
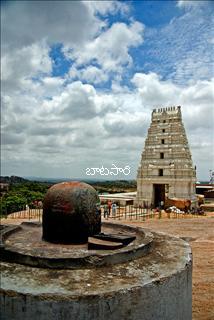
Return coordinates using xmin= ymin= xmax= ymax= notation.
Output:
xmin=0 ymin=222 xmax=192 ymax=320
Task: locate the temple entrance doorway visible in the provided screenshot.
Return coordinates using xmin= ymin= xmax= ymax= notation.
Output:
xmin=153 ymin=184 xmax=165 ymax=208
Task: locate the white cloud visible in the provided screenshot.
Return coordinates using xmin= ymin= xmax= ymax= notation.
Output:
xmin=132 ymin=73 xmax=180 ymax=107
xmin=84 ymin=0 xmax=130 ymax=16
xmin=177 ymin=0 xmax=209 ymax=9
xmin=69 ymin=66 xmax=108 ymax=84
xmin=132 ymin=72 xmax=214 ymax=128
xmin=143 ymin=2 xmax=213 ymax=85
xmin=66 ymin=21 xmax=144 ymax=73
xmin=103 ymin=111 xmax=147 ymax=137
xmin=40 ymin=77 xmax=65 ymax=96
xmin=1 ymin=1 xmax=213 ymax=180
xmin=1 ymin=0 xmax=130 ymax=60
xmin=2 ymin=70 xmax=213 ymax=179
xmin=1 ymin=42 xmax=52 ymax=93
xmin=1 ymin=1 xmax=106 ymax=53
xmin=131 ymin=72 xmax=214 ymax=179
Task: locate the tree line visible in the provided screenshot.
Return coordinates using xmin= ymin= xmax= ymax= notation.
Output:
xmin=0 ymin=182 xmax=50 ymax=216
xmin=0 ymin=179 xmax=137 ymax=216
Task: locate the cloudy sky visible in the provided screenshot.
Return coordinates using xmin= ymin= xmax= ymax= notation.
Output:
xmin=1 ymin=0 xmax=214 ymax=181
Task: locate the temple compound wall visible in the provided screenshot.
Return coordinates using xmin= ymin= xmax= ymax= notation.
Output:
xmin=136 ymin=106 xmax=196 ymax=207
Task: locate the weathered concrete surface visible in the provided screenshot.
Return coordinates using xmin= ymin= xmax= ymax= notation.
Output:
xmin=0 ymin=229 xmax=192 ymax=320
xmin=1 ymin=223 xmax=153 ymax=268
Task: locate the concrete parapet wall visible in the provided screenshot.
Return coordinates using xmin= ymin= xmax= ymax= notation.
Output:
xmin=1 ymin=262 xmax=192 ymax=320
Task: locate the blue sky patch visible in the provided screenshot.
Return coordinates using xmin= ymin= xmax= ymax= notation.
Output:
xmin=49 ymin=44 xmax=72 ymax=77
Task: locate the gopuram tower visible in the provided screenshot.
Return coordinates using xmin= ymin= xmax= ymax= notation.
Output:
xmin=136 ymin=106 xmax=196 ymax=207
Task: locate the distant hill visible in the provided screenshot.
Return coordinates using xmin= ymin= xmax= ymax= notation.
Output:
xmin=0 ymin=175 xmax=29 ymax=184
xmin=25 ymin=177 xmax=135 ymax=184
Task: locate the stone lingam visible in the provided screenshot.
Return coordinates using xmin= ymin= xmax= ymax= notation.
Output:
xmin=42 ymin=181 xmax=135 ymax=249
xmin=1 ymin=181 xmax=192 ymax=320
xmin=42 ymin=181 xmax=102 ymax=244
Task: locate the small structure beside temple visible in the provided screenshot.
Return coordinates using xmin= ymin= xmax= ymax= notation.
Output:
xmin=136 ymin=106 xmax=196 ymax=207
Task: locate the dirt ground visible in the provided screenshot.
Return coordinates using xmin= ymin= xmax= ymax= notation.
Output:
xmin=116 ymin=213 xmax=214 ymax=320
xmin=1 ymin=213 xmax=214 ymax=320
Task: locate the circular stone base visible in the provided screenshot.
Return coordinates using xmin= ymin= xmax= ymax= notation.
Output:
xmin=1 ymin=222 xmax=153 ymax=268
xmin=0 ymin=223 xmax=192 ymax=320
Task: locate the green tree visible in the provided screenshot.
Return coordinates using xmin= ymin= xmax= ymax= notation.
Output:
xmin=1 ymin=194 xmax=27 ymax=215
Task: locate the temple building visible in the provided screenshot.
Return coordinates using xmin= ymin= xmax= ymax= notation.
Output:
xmin=136 ymin=106 xmax=196 ymax=207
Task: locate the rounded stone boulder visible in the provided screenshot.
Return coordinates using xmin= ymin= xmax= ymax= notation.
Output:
xmin=42 ymin=181 xmax=101 ymax=244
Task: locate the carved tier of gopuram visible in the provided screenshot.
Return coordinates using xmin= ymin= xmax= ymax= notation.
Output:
xmin=135 ymin=106 xmax=197 ymax=207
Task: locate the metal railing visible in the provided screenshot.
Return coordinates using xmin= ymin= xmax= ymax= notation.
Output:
xmin=4 ymin=209 xmax=43 ymax=222
xmin=2 ymin=206 xmax=203 ymax=223
xmin=101 ymin=205 xmax=202 ymax=221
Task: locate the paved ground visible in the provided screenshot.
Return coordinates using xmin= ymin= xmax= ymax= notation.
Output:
xmin=1 ymin=213 xmax=214 ymax=320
